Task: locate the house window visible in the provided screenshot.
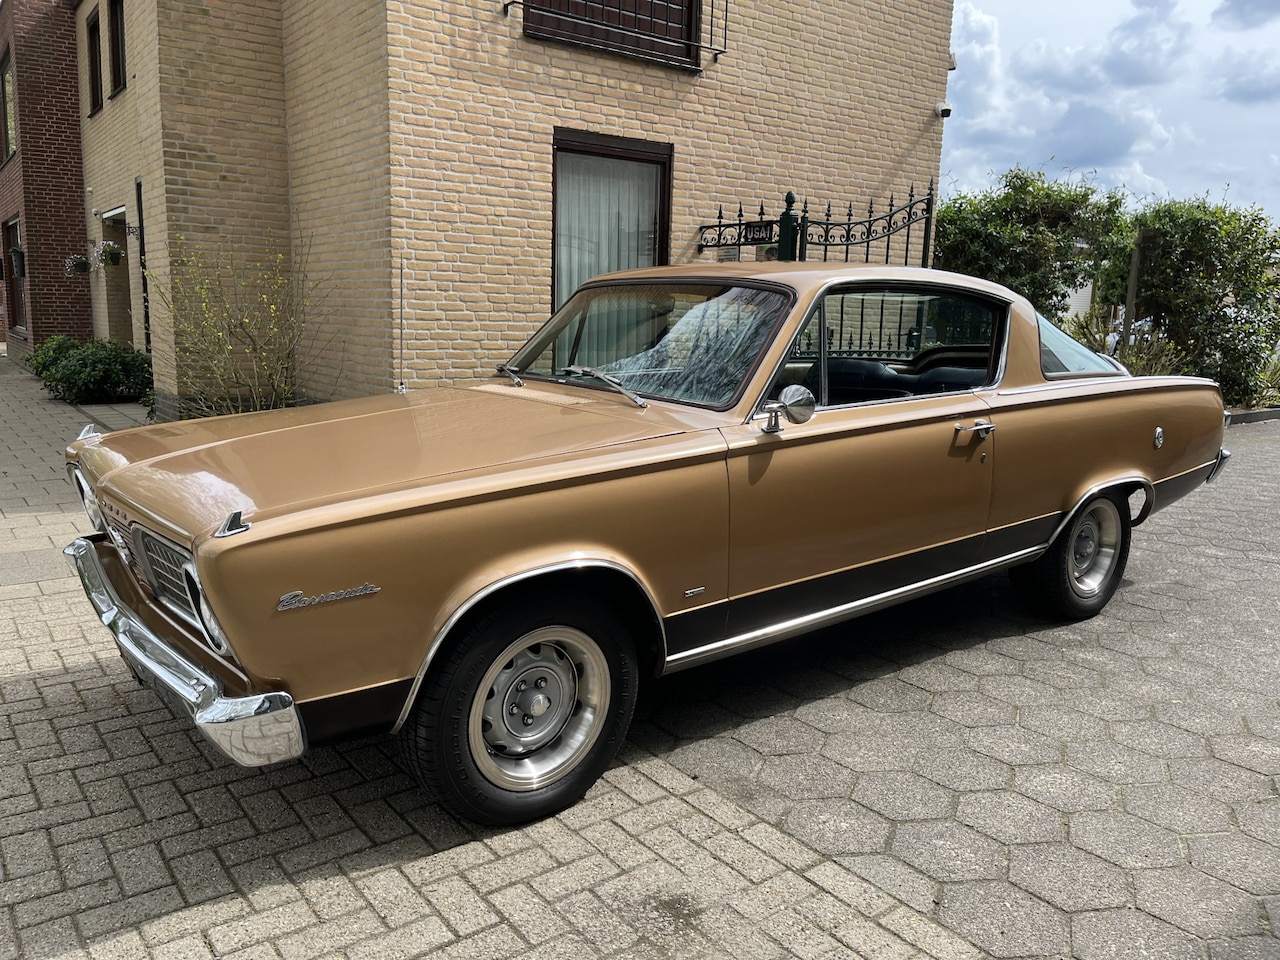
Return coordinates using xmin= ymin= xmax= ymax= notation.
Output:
xmin=552 ymin=128 xmax=672 ymax=310
xmin=4 ymin=219 xmax=24 ymax=334
xmin=1 ymin=54 xmax=15 ymax=159
xmin=108 ymin=0 xmax=126 ymax=94
xmin=526 ymin=1 xmax=701 ymax=69
xmin=87 ymin=9 xmax=104 ymax=113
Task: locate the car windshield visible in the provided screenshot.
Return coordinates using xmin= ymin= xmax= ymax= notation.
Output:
xmin=508 ymin=282 xmax=792 ymax=408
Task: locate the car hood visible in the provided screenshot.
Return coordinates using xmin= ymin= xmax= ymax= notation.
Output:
xmin=72 ymin=383 xmax=704 ymax=541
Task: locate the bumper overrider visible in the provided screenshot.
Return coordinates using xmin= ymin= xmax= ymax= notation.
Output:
xmin=1206 ymin=446 xmax=1231 ymax=483
xmin=64 ymin=535 xmax=305 ymax=767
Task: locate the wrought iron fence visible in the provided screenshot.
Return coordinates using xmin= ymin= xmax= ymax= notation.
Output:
xmin=698 ymin=184 xmax=935 ymax=268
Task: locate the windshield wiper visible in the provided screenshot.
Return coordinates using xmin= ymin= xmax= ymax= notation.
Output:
xmin=495 ymin=363 xmax=524 ymax=387
xmin=563 ymin=365 xmax=647 ymax=408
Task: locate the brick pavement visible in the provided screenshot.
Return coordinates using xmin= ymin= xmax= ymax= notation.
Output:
xmin=2 ymin=351 xmax=1277 ymax=959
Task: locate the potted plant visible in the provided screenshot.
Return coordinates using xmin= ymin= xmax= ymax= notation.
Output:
xmin=9 ymin=246 xmax=25 ymax=278
xmin=63 ymin=254 xmax=91 ymax=276
xmin=94 ymin=240 xmax=124 ymax=267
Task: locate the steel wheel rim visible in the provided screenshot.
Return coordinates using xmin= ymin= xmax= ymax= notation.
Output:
xmin=469 ymin=625 xmax=610 ymax=791
xmin=1069 ymin=499 xmax=1121 ymax=597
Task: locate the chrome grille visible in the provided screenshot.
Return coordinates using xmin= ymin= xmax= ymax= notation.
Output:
xmin=106 ymin=516 xmax=138 ymax=570
xmin=135 ymin=528 xmax=198 ymax=623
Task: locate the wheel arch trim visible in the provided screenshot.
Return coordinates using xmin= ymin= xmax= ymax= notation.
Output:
xmin=390 ymin=559 xmax=666 ymax=734
xmin=1051 ymin=476 xmax=1151 ymax=546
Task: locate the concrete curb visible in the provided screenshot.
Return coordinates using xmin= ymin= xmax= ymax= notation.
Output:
xmin=1229 ymin=406 xmax=1280 ymax=425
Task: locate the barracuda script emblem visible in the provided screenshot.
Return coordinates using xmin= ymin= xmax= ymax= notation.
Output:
xmin=278 ymin=583 xmax=381 ymax=612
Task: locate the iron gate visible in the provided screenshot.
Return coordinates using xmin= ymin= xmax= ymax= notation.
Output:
xmin=697 ymin=185 xmax=935 ymax=267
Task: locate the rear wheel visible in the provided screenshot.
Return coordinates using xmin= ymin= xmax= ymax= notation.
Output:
xmin=399 ymin=594 xmax=638 ymax=826
xmin=1010 ymin=492 xmax=1131 ymax=620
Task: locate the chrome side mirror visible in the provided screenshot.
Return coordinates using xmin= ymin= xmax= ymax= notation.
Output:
xmin=761 ymin=384 xmax=816 ymax=433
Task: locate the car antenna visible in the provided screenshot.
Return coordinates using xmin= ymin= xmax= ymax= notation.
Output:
xmin=397 ymin=256 xmax=407 ymax=394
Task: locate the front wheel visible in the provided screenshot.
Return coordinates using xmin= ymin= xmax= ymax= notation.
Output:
xmin=399 ymin=595 xmax=638 ymax=826
xmin=1010 ymin=492 xmax=1131 ymax=620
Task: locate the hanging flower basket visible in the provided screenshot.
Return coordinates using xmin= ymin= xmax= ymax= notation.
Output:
xmin=63 ymin=254 xmax=91 ymax=276
xmin=94 ymin=240 xmax=124 ymax=268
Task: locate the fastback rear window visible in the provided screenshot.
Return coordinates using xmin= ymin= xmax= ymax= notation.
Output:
xmin=1038 ymin=314 xmax=1125 ymax=377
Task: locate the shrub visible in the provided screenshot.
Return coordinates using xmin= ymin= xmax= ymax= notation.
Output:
xmin=25 ymin=335 xmax=81 ymax=379
xmin=1259 ymin=349 xmax=1280 ymax=408
xmin=1064 ymin=306 xmax=1188 ymax=378
xmin=39 ymin=339 xmax=153 ymax=405
xmin=150 ymin=236 xmax=340 ymax=418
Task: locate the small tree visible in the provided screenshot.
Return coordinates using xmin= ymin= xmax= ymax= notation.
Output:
xmin=151 ymin=238 xmax=342 ymax=418
xmin=935 ymin=167 xmax=1129 ymax=319
xmin=1097 ymin=197 xmax=1280 ymax=408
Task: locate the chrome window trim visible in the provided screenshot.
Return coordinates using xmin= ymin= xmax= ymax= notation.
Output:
xmin=749 ymin=279 xmax=1013 ymax=422
xmin=391 ymin=559 xmax=667 ymax=734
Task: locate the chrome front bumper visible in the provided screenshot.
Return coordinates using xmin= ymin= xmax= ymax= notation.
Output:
xmin=64 ymin=536 xmax=305 ymax=767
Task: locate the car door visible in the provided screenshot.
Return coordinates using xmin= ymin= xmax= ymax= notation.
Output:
xmin=719 ymin=284 xmax=1006 ymax=640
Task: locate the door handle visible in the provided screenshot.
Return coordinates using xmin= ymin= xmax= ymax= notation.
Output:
xmin=955 ymin=420 xmax=996 ymax=439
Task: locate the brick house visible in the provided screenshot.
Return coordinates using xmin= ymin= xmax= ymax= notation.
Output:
xmin=73 ymin=0 xmax=955 ymax=417
xmin=1 ymin=0 xmax=92 ymax=360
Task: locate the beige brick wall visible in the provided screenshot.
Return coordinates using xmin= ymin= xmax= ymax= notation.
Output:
xmin=80 ymin=0 xmax=294 ymax=409
xmin=81 ymin=0 xmax=954 ymax=407
xmin=385 ymin=0 xmax=954 ymax=387
xmin=281 ymin=0 xmax=394 ymax=399
xmin=76 ymin=0 xmax=165 ymax=359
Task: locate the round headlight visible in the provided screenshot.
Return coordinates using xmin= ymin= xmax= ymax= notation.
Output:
xmin=72 ymin=468 xmax=106 ymax=533
xmin=198 ymin=590 xmax=232 ymax=655
xmin=185 ymin=566 xmax=232 ymax=656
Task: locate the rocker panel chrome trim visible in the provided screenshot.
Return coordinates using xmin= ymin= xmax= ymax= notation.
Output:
xmin=663 ymin=544 xmax=1044 ymax=673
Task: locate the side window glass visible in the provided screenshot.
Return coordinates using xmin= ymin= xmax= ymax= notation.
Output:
xmin=1037 ymin=313 xmax=1125 ymax=376
xmin=770 ymin=288 xmax=1004 ymax=407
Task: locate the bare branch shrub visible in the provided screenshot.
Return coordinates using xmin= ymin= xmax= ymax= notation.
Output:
xmin=150 ymin=237 xmax=343 ymax=418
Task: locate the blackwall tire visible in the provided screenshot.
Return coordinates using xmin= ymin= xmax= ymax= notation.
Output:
xmin=398 ymin=595 xmax=638 ymax=826
xmin=1010 ymin=492 xmax=1131 ymax=620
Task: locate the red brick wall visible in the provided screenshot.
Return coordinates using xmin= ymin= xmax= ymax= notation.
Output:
xmin=1 ymin=0 xmax=92 ymax=359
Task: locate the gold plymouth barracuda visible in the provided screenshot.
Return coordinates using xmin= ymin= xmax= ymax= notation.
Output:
xmin=64 ymin=263 xmax=1230 ymax=825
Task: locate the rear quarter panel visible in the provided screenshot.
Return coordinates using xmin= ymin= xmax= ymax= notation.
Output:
xmin=984 ymin=376 xmax=1225 ymax=537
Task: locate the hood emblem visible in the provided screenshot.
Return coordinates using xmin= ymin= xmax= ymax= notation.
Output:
xmin=278 ymin=583 xmax=381 ymax=612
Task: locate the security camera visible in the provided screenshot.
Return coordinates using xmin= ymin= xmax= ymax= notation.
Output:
xmin=935 ymin=101 xmax=954 ymax=119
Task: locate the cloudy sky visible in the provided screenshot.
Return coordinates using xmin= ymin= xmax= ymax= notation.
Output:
xmin=940 ymin=0 xmax=1280 ymax=216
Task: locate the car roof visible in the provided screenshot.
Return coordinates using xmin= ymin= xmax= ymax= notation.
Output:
xmin=587 ymin=261 xmax=1021 ymax=303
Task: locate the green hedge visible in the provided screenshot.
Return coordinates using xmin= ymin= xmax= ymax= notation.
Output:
xmin=26 ymin=336 xmax=153 ymax=405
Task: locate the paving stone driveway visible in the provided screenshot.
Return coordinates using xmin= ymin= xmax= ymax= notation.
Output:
xmin=2 ymin=354 xmax=1277 ymax=959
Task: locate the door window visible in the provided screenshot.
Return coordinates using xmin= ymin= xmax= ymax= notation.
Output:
xmin=774 ymin=287 xmax=1005 ymax=407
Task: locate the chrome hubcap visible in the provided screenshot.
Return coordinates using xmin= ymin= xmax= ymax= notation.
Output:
xmin=1070 ymin=500 xmax=1121 ymax=597
xmin=487 ymin=644 xmax=578 ymax=753
xmin=469 ymin=626 xmax=609 ymax=791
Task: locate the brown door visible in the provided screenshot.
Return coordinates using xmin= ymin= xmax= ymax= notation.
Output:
xmin=721 ymin=284 xmax=1006 ymax=637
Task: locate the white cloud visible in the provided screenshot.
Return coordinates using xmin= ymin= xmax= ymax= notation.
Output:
xmin=1212 ymin=55 xmax=1280 ymax=103
xmin=1097 ymin=0 xmax=1193 ymax=87
xmin=1211 ymin=0 xmax=1280 ymax=29
xmin=940 ymin=1 xmax=1280 ymax=215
